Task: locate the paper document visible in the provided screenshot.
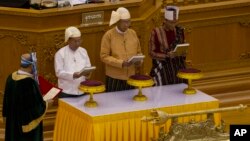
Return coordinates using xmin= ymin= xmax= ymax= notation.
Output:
xmin=79 ymin=66 xmax=96 ymax=74
xmin=128 ymin=55 xmax=145 ymax=63
xmin=173 ymin=43 xmax=189 ymax=55
xmin=70 ymin=0 xmax=87 ymax=6
xmin=43 ymin=87 xmax=61 ymax=101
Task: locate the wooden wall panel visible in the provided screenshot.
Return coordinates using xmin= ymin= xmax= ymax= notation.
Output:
xmin=0 ymin=0 xmax=159 ymax=92
xmin=0 ymin=0 xmax=249 ymax=94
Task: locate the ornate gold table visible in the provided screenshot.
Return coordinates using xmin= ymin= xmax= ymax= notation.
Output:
xmin=79 ymin=80 xmax=105 ymax=107
xmin=177 ymin=68 xmax=203 ymax=94
xmin=127 ymin=74 xmax=154 ymax=101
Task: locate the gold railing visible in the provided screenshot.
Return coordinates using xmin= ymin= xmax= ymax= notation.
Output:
xmin=162 ymin=0 xmax=235 ymax=6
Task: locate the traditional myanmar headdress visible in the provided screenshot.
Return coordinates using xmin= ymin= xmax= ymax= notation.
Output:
xmin=109 ymin=7 xmax=131 ymax=26
xmin=164 ymin=6 xmax=179 ymax=21
xmin=65 ymin=26 xmax=81 ymax=42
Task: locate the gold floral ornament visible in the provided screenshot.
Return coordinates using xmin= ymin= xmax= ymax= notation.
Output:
xmin=79 ymin=80 xmax=105 ymax=107
xmin=127 ymin=74 xmax=154 ymax=101
xmin=177 ymin=68 xmax=203 ymax=94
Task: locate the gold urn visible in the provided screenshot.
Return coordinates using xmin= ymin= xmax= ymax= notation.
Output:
xmin=177 ymin=68 xmax=203 ymax=94
xmin=127 ymin=75 xmax=154 ymax=101
xmin=79 ymin=80 xmax=105 ymax=107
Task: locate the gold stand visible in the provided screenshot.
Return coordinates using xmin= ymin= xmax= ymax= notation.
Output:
xmin=183 ymin=79 xmax=196 ymax=94
xmin=127 ymin=75 xmax=154 ymax=101
xmin=84 ymin=92 xmax=98 ymax=107
xmin=133 ymin=86 xmax=147 ymax=101
xmin=79 ymin=84 xmax=105 ymax=108
xmin=177 ymin=69 xmax=203 ymax=95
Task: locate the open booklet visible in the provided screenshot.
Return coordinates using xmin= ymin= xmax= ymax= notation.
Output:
xmin=128 ymin=55 xmax=145 ymax=63
xmin=43 ymin=87 xmax=62 ymax=101
xmin=79 ymin=66 xmax=96 ymax=75
xmin=38 ymin=76 xmax=62 ymax=101
xmin=173 ymin=43 xmax=190 ymax=56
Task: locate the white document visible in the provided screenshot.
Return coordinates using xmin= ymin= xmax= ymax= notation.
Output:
xmin=173 ymin=43 xmax=190 ymax=55
xmin=79 ymin=66 xmax=96 ymax=74
xmin=70 ymin=0 xmax=87 ymax=6
xmin=128 ymin=55 xmax=145 ymax=63
xmin=43 ymin=87 xmax=61 ymax=101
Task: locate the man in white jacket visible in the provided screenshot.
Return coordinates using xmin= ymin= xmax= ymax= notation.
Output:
xmin=54 ymin=26 xmax=91 ymax=98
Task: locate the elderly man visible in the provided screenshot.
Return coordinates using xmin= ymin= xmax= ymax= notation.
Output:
xmin=2 ymin=53 xmax=48 ymax=141
xmin=54 ymin=26 xmax=92 ymax=98
xmin=100 ymin=7 xmax=142 ymax=92
xmin=149 ymin=6 xmax=186 ymax=86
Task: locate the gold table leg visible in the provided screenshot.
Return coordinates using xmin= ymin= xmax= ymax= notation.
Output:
xmin=183 ymin=79 xmax=196 ymax=94
xmin=133 ymin=86 xmax=148 ymax=101
xmin=84 ymin=92 xmax=98 ymax=107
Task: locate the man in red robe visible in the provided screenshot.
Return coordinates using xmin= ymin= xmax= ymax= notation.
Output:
xmin=149 ymin=6 xmax=186 ymax=86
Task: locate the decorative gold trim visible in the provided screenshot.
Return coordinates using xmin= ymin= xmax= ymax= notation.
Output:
xmin=79 ymin=84 xmax=105 ymax=108
xmin=79 ymin=85 xmax=105 ymax=94
xmin=127 ymin=78 xmax=154 ymax=87
xmin=22 ymin=102 xmax=48 ymax=133
xmin=127 ymin=77 xmax=154 ymax=101
xmin=12 ymin=71 xmax=33 ymax=81
xmin=177 ymin=71 xmax=203 ymax=80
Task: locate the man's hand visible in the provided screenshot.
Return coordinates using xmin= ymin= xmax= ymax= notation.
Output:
xmin=134 ymin=60 xmax=142 ymax=67
xmin=167 ymin=51 xmax=176 ymax=58
xmin=73 ymin=72 xmax=81 ymax=79
xmin=122 ymin=61 xmax=133 ymax=68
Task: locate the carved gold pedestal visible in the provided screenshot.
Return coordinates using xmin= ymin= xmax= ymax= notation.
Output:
xmin=177 ymin=68 xmax=203 ymax=94
xmin=127 ymin=75 xmax=154 ymax=101
xmin=79 ymin=81 xmax=105 ymax=108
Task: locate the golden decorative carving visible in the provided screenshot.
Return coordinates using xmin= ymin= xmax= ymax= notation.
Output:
xmin=162 ymin=0 xmax=167 ymax=8
xmin=0 ymin=33 xmax=37 ymax=52
xmin=142 ymin=104 xmax=247 ymax=141
xmin=239 ymin=52 xmax=250 ymax=60
xmin=183 ymin=26 xmax=192 ymax=33
xmin=239 ymin=20 xmax=250 ymax=27
xmin=151 ymin=9 xmax=163 ymax=28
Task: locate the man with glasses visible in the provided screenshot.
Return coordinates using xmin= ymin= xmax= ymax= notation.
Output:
xmin=54 ymin=26 xmax=92 ymax=98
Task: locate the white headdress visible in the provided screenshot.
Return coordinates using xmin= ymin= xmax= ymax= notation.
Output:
xmin=164 ymin=6 xmax=179 ymax=21
xmin=65 ymin=26 xmax=81 ymax=42
xmin=109 ymin=7 xmax=131 ymax=26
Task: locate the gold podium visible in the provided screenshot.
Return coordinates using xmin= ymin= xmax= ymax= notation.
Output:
xmin=79 ymin=80 xmax=105 ymax=107
xmin=127 ymin=75 xmax=154 ymax=101
xmin=177 ymin=68 xmax=203 ymax=94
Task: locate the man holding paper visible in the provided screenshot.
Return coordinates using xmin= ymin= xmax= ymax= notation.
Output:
xmin=2 ymin=53 xmax=48 ymax=141
xmin=100 ymin=7 xmax=142 ymax=92
xmin=54 ymin=26 xmax=92 ymax=98
xmin=149 ymin=6 xmax=187 ymax=86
